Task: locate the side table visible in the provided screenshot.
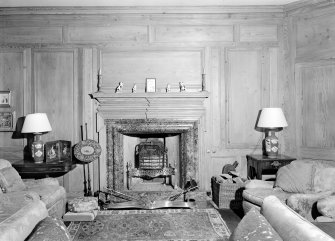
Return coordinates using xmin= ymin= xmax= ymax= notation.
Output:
xmin=12 ymin=159 xmax=76 ymax=179
xmin=246 ymin=154 xmax=296 ymax=180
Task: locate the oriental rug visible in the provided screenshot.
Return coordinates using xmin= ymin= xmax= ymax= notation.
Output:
xmin=68 ymin=208 xmax=231 ymax=241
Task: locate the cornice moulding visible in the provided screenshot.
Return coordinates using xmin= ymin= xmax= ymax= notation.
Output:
xmin=0 ymin=6 xmax=284 ymax=15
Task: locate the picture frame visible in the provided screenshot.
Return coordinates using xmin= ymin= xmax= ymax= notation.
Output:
xmin=0 ymin=110 xmax=15 ymax=131
xmin=146 ymin=78 xmax=156 ymax=93
xmin=0 ymin=90 xmax=11 ymax=107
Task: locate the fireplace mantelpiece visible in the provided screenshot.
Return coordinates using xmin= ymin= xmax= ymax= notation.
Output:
xmin=91 ymin=91 xmax=209 ymax=120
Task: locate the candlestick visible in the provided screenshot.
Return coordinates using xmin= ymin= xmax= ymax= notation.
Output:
xmin=97 ymin=68 xmax=102 ymax=92
xmin=202 ymin=68 xmax=206 ymax=91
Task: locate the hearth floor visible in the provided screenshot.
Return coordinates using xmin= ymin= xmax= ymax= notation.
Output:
xmin=128 ymin=182 xmax=176 ymax=191
xmin=65 ymin=191 xmax=242 ymax=233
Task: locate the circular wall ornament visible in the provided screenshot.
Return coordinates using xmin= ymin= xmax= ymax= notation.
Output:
xmin=74 ymin=139 xmax=102 ymax=163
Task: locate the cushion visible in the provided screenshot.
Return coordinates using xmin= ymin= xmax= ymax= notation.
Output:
xmin=262 ymin=195 xmax=334 ymax=241
xmin=317 ymin=195 xmax=335 ymax=219
xmin=0 ymin=166 xmax=26 ymax=192
xmin=26 ymin=216 xmax=71 ymax=241
xmin=229 ymin=208 xmax=283 ymax=241
xmin=286 ymin=191 xmax=332 ymax=221
xmin=26 ymin=185 xmax=66 ymax=209
xmin=63 ymin=210 xmax=98 ymax=222
xmin=244 ymin=179 xmax=274 ymax=189
xmin=0 ymin=159 xmax=12 ymax=170
xmin=312 ymin=167 xmax=335 ymax=193
xmin=24 ymin=178 xmax=60 ymax=187
xmin=67 ymin=197 xmax=99 ymax=213
xmin=275 ymin=160 xmax=314 ymax=193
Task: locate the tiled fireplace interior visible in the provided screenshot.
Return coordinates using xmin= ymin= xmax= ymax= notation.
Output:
xmin=105 ymin=119 xmax=199 ymax=193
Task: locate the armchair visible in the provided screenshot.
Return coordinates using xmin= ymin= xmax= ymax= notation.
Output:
xmin=242 ymin=159 xmax=335 ymax=222
xmin=0 ymin=159 xmax=66 ymax=217
xmin=0 ymin=159 xmax=69 ymax=241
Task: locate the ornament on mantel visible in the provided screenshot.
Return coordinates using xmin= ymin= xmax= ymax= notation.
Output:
xmin=166 ymin=84 xmax=171 ymax=92
xmin=179 ymin=82 xmax=186 ymax=92
xmin=202 ymin=67 xmax=206 ymax=91
xmin=132 ymin=84 xmax=137 ymax=93
xmin=115 ymin=82 xmax=124 ymax=93
xmin=97 ymin=68 xmax=102 ymax=92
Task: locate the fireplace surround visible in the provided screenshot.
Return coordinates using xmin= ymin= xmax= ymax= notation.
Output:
xmin=106 ymin=119 xmax=199 ymax=191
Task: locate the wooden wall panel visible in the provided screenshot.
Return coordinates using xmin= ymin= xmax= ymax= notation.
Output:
xmin=299 ymin=62 xmax=335 ymax=149
xmin=33 ymin=49 xmax=76 ymax=142
xmin=240 ymin=25 xmax=278 ymax=42
xmin=0 ymin=49 xmax=25 ymax=160
xmin=0 ymin=27 xmax=62 ymax=44
xmin=66 ymin=26 xmax=148 ymax=43
xmin=225 ymin=49 xmax=264 ymax=148
xmin=296 ymin=14 xmax=335 ymax=59
xmin=101 ymin=50 xmax=203 ymax=92
xmin=33 ymin=49 xmax=79 ymax=191
xmin=154 ymin=25 xmax=234 ymax=42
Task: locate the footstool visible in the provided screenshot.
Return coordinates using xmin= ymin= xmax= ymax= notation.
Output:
xmin=63 ymin=197 xmax=99 ymax=222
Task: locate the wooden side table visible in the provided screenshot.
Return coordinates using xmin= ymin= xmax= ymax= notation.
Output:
xmin=12 ymin=159 xmax=76 ymax=179
xmin=246 ymin=154 xmax=296 ymax=180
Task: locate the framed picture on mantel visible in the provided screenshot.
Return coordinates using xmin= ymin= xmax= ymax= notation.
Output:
xmin=146 ymin=78 xmax=156 ymax=93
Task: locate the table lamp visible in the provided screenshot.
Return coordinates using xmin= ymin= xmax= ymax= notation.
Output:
xmin=256 ymin=108 xmax=288 ymax=158
xmin=21 ymin=113 xmax=52 ymax=163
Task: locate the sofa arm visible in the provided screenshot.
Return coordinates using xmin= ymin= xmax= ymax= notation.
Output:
xmin=26 ymin=216 xmax=71 ymax=241
xmin=23 ymin=178 xmax=60 ymax=188
xmin=244 ymin=179 xmax=274 ymax=189
xmin=286 ymin=191 xmax=333 ymax=222
xmin=262 ymin=195 xmax=334 ymax=241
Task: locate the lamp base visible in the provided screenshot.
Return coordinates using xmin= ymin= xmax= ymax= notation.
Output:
xmin=31 ymin=134 xmax=44 ymax=163
xmin=263 ymin=131 xmax=279 ymax=158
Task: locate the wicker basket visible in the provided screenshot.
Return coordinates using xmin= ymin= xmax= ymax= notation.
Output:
xmin=211 ymin=176 xmax=245 ymax=209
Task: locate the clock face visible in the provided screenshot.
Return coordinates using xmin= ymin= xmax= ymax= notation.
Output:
xmin=74 ymin=139 xmax=102 ymax=163
xmin=81 ymin=146 xmax=94 ymax=155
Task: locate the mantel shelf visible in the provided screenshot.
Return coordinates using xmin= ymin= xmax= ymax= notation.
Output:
xmin=91 ymin=91 xmax=209 ymax=102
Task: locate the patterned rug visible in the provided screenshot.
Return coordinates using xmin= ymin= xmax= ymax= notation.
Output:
xmin=68 ymin=209 xmax=231 ymax=241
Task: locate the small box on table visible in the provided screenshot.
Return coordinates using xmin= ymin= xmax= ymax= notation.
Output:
xmin=45 ymin=140 xmax=71 ymax=163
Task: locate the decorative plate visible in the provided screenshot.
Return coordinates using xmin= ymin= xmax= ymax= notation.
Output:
xmin=74 ymin=139 xmax=102 ymax=163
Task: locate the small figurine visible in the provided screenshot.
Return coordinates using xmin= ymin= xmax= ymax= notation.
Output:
xmin=115 ymin=82 xmax=124 ymax=93
xmin=179 ymin=82 xmax=186 ymax=92
xmin=166 ymin=84 xmax=171 ymax=92
xmin=132 ymin=84 xmax=137 ymax=93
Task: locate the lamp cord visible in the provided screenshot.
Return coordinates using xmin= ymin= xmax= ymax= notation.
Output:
xmin=250 ymin=135 xmax=263 ymax=155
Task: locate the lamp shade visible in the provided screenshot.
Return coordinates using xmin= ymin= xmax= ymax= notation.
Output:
xmin=257 ymin=108 xmax=288 ymax=128
xmin=21 ymin=113 xmax=52 ymax=133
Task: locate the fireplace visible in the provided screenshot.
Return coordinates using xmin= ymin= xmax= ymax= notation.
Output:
xmin=106 ymin=119 xmax=199 ymax=192
xmin=91 ymin=91 xmax=209 ymax=193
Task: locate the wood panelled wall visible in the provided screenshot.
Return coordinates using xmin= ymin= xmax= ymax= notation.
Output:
xmin=283 ymin=2 xmax=335 ymax=161
xmin=1 ymin=3 xmax=333 ymax=193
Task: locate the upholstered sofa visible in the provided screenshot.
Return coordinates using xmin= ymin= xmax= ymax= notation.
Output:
xmin=0 ymin=159 xmax=70 ymax=241
xmin=230 ymin=195 xmax=335 ymax=241
xmin=242 ymin=159 xmax=335 ymax=222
